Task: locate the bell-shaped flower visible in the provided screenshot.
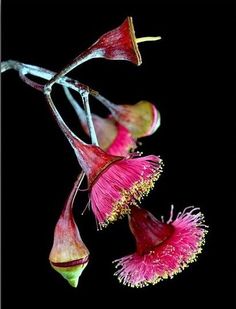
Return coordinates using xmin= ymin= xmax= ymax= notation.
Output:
xmin=70 ymin=134 xmax=163 ymax=228
xmin=71 ymin=17 xmax=161 ymax=67
xmin=114 ymin=205 xmax=207 ymax=287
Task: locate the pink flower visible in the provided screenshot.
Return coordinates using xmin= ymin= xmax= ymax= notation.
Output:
xmin=63 ymin=128 xmax=163 ymax=228
xmin=90 ymin=155 xmax=163 ymax=228
xmin=114 ymin=205 xmax=207 ymax=287
xmin=49 ymin=174 xmax=89 ymax=287
xmin=74 ymin=140 xmax=163 ymax=228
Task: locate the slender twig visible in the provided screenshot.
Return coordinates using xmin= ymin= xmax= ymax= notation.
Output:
xmin=63 ymin=87 xmax=99 ymax=146
xmin=81 ymin=92 xmax=98 ymax=146
xmin=64 ymin=86 xmax=99 ymax=146
xmin=91 ymin=92 xmax=117 ymax=113
xmin=19 ymin=70 xmax=44 ymax=92
xmin=44 ymin=48 xmax=94 ymax=93
xmin=63 ymin=171 xmax=86 ymax=215
xmin=63 ymin=86 xmax=86 ymax=123
xmin=44 ymin=89 xmax=80 ymax=150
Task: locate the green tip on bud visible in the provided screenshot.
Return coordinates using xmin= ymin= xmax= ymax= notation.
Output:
xmin=51 ymin=262 xmax=89 ymax=288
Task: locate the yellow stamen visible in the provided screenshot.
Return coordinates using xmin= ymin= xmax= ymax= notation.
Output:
xmin=136 ymin=36 xmax=162 ymax=44
xmin=99 ymin=161 xmax=163 ymax=229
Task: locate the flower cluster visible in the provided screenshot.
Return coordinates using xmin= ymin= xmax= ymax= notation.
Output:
xmin=2 ymin=17 xmax=207 ymax=288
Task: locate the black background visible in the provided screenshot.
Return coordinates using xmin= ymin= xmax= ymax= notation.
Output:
xmin=2 ymin=1 xmax=235 ymax=308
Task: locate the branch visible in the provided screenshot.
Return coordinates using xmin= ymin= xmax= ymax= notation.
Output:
xmin=1 ymin=60 xmax=89 ymax=95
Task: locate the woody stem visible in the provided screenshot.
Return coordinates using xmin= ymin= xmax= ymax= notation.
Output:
xmin=1 ymin=60 xmax=89 ymax=94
